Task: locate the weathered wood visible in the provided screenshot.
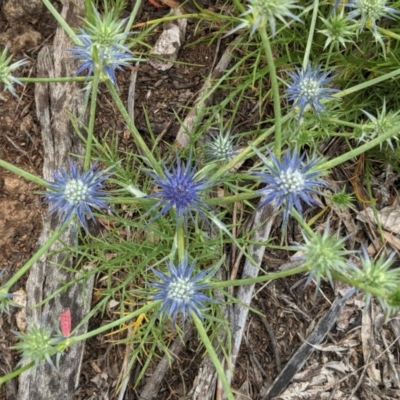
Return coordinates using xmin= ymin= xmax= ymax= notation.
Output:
xmin=17 ymin=1 xmax=90 ymax=399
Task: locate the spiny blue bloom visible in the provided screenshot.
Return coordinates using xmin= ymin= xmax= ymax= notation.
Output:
xmin=0 ymin=47 xmax=28 ymax=97
xmin=286 ymin=65 xmax=339 ymax=118
xmin=43 ymin=160 xmax=111 ymax=232
xmin=347 ymin=0 xmax=399 ymax=33
xmin=146 ymin=157 xmax=213 ymax=224
xmin=70 ymin=30 xmax=133 ymax=85
xmin=255 ymin=149 xmax=326 ymax=228
xmin=150 ymin=254 xmax=215 ymax=326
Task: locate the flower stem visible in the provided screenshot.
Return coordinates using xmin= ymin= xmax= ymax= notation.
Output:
xmin=191 ymin=312 xmax=234 ymax=400
xmin=334 ymin=68 xmax=400 ymax=99
xmin=209 ymin=113 xmax=293 ymax=181
xmin=19 ymin=77 xmax=90 ymax=83
xmin=258 ymin=28 xmax=282 ymax=158
xmin=70 ymin=301 xmax=158 ymax=340
xmin=0 ymin=159 xmax=47 ymax=187
xmin=213 ymin=265 xmax=308 ymax=288
xmin=84 ymin=70 xmax=100 ymax=171
xmin=320 ymin=125 xmax=400 ymax=170
xmin=124 ymin=0 xmax=142 ymax=34
xmin=105 ymin=81 xmax=163 ymax=176
xmin=0 ymin=362 xmax=34 ymax=385
xmin=302 ymin=0 xmax=319 ymax=71
xmin=42 ymin=0 xmax=77 ymax=42
xmin=2 ymin=220 xmax=70 ymax=290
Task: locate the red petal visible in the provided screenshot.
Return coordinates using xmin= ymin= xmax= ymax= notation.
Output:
xmin=60 ymin=308 xmax=71 ymax=337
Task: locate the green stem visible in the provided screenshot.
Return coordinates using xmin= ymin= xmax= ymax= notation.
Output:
xmin=124 ymin=0 xmax=142 ymax=34
xmin=106 ymin=81 xmax=163 ymax=176
xmin=0 ymin=159 xmax=47 ymax=187
xmin=291 ymin=209 xmax=314 ymax=236
xmin=0 ymin=362 xmax=34 ymax=385
xmin=84 ymin=71 xmax=100 ymax=170
xmin=176 ymin=219 xmax=185 ymax=262
xmin=191 ymin=313 xmax=234 ymax=400
xmin=377 ymin=26 xmax=400 ymax=41
xmin=20 ymin=77 xmax=90 ymax=83
xmin=335 ymin=68 xmax=400 ymax=99
xmin=3 ymin=220 xmax=69 ymax=290
xmin=42 ymin=0 xmax=77 ymax=42
xmin=209 ymin=113 xmax=293 ymax=181
xmin=320 ymin=125 xmax=399 ymax=171
xmin=302 ymin=0 xmax=319 ymax=70
xmin=232 ymin=0 xmax=245 ymax=13
xmin=213 ymin=265 xmax=308 ymax=288
xmin=258 ymin=28 xmax=282 ymax=158
xmin=70 ymin=301 xmax=158 ymax=341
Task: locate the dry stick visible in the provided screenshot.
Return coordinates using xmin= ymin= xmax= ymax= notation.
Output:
xmin=138 ymin=326 xmax=192 ymax=400
xmin=18 ymin=1 xmax=90 ymax=399
xmin=175 ymin=37 xmax=239 ymax=148
xmin=261 ymin=288 xmax=356 ymax=400
xmin=223 ymin=202 xmax=277 ymax=399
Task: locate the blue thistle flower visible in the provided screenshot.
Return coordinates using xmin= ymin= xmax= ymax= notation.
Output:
xmin=43 ymin=160 xmax=111 ymax=232
xmin=0 ymin=47 xmax=28 ymax=97
xmin=150 ymin=254 xmax=215 ymax=326
xmin=255 ymin=148 xmax=326 ymax=228
xmin=70 ymin=30 xmax=134 ymax=86
xmin=347 ymin=0 xmax=399 ymax=33
xmin=286 ymin=65 xmax=339 ymax=118
xmin=146 ymin=157 xmax=213 ymax=225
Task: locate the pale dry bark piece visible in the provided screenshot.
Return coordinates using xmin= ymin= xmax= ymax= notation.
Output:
xmin=18 ymin=1 xmax=90 ymax=399
xmin=149 ymin=9 xmax=187 ymax=71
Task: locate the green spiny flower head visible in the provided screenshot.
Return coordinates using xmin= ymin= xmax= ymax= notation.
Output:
xmin=227 ymin=0 xmax=303 ymax=37
xmin=349 ymin=247 xmax=400 ymax=313
xmin=13 ymin=324 xmax=64 ymax=369
xmin=292 ymin=224 xmax=354 ymax=291
xmin=0 ymin=47 xmax=28 ymax=97
xmin=319 ymin=9 xmax=357 ymax=49
xmin=357 ymin=100 xmax=400 ymax=150
xmin=205 ymin=130 xmax=237 ymax=162
xmin=84 ymin=6 xmax=129 ymax=49
xmin=348 ymin=0 xmax=399 ymax=33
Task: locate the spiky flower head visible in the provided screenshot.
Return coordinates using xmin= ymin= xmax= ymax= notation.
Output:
xmin=84 ymin=6 xmax=129 ymax=49
xmin=149 ymin=254 xmax=215 ymax=326
xmin=347 ymin=0 xmax=399 ymax=33
xmin=226 ymin=0 xmax=303 ymax=37
xmin=292 ymin=224 xmax=354 ymax=292
xmin=146 ymin=156 xmax=213 ymax=225
xmin=319 ymin=9 xmax=357 ymax=49
xmin=205 ymin=130 xmax=237 ymax=162
xmin=13 ymin=324 xmax=64 ymax=369
xmin=357 ymin=100 xmax=400 ymax=150
xmin=286 ymin=65 xmax=339 ymax=118
xmin=255 ymin=148 xmax=326 ymax=229
xmin=0 ymin=47 xmax=28 ymax=97
xmin=43 ymin=160 xmax=111 ymax=232
xmin=349 ymin=247 xmax=400 ymax=316
xmin=70 ymin=29 xmax=134 ymax=86
xmin=0 ymin=289 xmax=20 ymax=314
